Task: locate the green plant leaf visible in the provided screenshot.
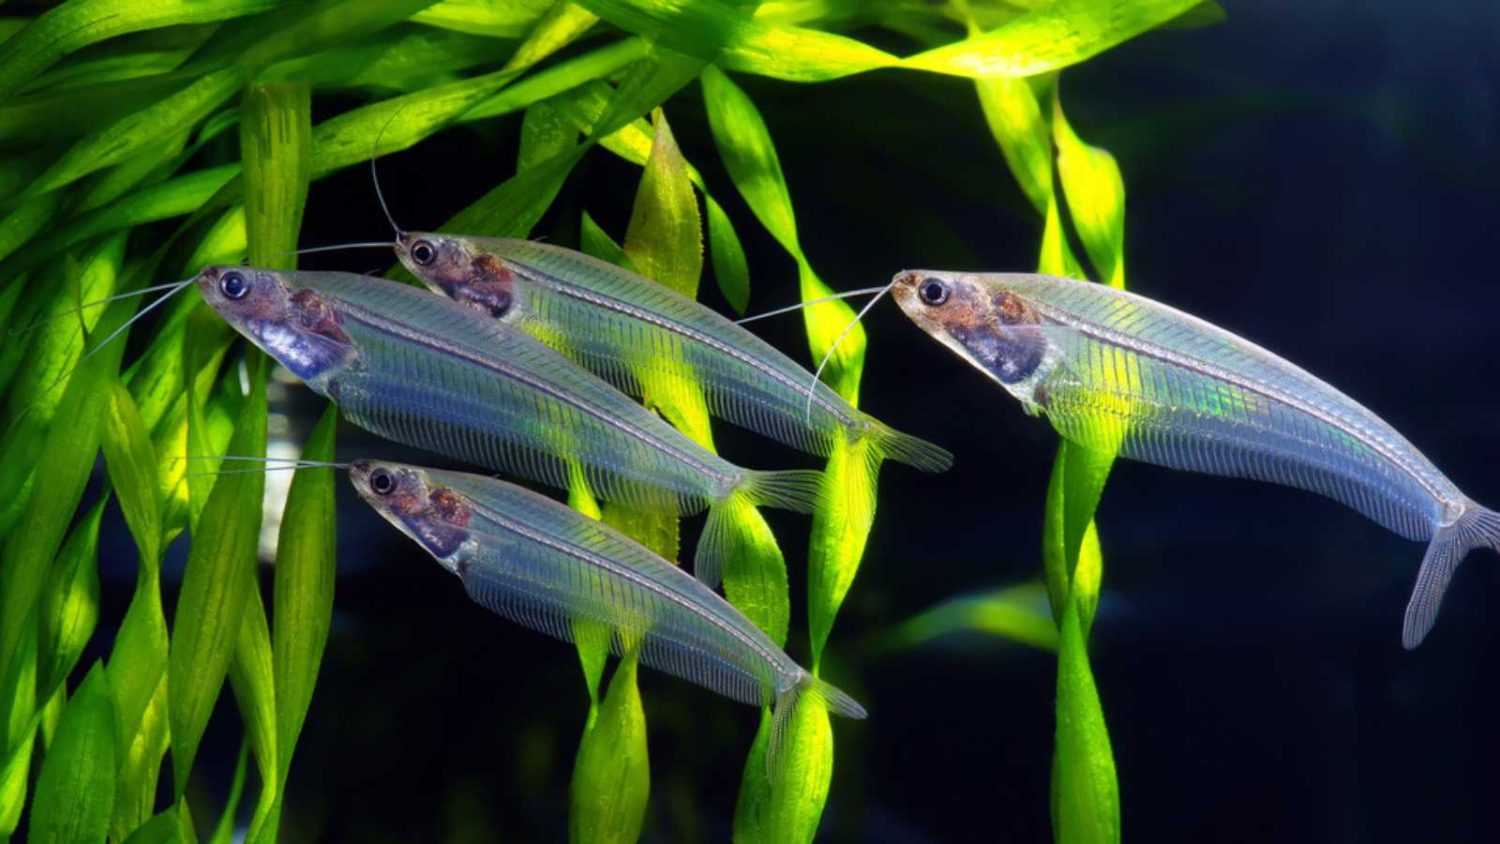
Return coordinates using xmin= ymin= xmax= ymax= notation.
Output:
xmin=241 ymin=82 xmax=313 ymax=268
xmin=464 ymin=37 xmax=649 ymax=122
xmin=705 ymin=195 xmax=749 ymax=314
xmin=103 ymin=380 xmax=165 ymax=569
xmin=36 ymin=498 xmax=106 ymax=700
xmin=975 ymin=75 xmax=1054 ymax=215
xmin=1053 ymin=580 xmax=1118 ymax=844
xmin=0 ymin=295 xmax=129 ymax=737
xmin=806 ymin=435 xmax=876 ymax=666
xmin=0 ymin=627 xmax=39 ymax=837
xmin=501 ymin=2 xmax=600 ymax=72
xmin=412 ymin=0 xmax=554 ymax=37
xmin=28 ymin=663 xmax=117 ymax=844
xmin=121 ymin=807 xmax=186 ymax=844
xmin=882 ymin=581 xmax=1059 ymax=653
xmin=624 ymin=108 xmax=702 ymax=297
xmin=699 ymin=65 xmax=863 ymax=400
xmin=168 ymin=355 xmax=268 ymax=795
xmin=1052 ymin=91 xmax=1126 ymax=288
xmin=28 ymin=66 xmax=248 ymax=197
xmin=229 ymin=585 xmax=277 ymax=840
xmin=762 ymin=694 xmax=833 ymax=844
xmin=902 ymin=0 xmax=1199 ymax=78
xmin=0 ymin=0 xmax=275 ymax=99
xmin=269 ymin=405 xmax=338 ymax=795
xmin=568 ymin=655 xmax=650 ymax=844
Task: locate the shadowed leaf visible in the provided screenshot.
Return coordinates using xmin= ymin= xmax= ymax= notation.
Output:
xmin=29 ymin=663 xmax=116 ymax=844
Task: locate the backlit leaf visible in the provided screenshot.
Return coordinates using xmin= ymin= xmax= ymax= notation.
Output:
xmin=28 ymin=663 xmax=116 ymax=844
xmin=102 ymin=380 xmax=165 ymax=571
xmin=271 ymin=406 xmax=338 ymax=782
xmin=902 ymin=0 xmax=1199 ymax=78
xmin=229 ymin=586 xmax=277 ymax=839
xmin=168 ymin=355 xmax=268 ymax=795
xmin=806 ymin=435 xmax=876 ymax=665
xmin=36 ymin=499 xmax=105 ymax=700
xmin=414 ymin=0 xmax=555 ymax=37
xmin=569 ymin=656 xmax=650 ymax=844
xmin=0 ymin=0 xmax=274 ymax=99
xmin=884 ymin=581 xmax=1059 ymax=653
xmin=1053 ymin=92 xmax=1126 ymax=288
xmin=241 ymin=82 xmax=313 ymax=268
xmin=0 ymin=296 xmax=129 ymax=731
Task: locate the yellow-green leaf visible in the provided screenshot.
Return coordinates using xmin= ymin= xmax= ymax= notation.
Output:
xmin=103 ymin=380 xmax=164 ymax=570
xmin=975 ymin=75 xmax=1054 ymax=215
xmin=1053 ymin=595 xmax=1118 ymax=844
xmin=241 ymin=82 xmax=312 ymax=268
xmin=624 ymin=108 xmax=702 ymax=297
xmin=29 ymin=663 xmax=117 ymax=844
xmin=271 ymin=406 xmax=338 ymax=781
xmin=0 ymin=295 xmax=129 ymax=730
xmin=1053 ymin=93 xmax=1126 ymax=288
xmin=883 ymin=581 xmax=1059 ymax=653
xmin=36 ymin=499 xmax=105 ymax=699
xmin=806 ymin=435 xmax=874 ymax=667
xmin=0 ymin=0 xmax=274 ymax=99
xmin=569 ymin=656 xmax=650 ymax=844
xmin=414 ymin=0 xmax=555 ymax=37
xmin=169 ymin=356 xmax=268 ymax=795
xmin=229 ymin=585 xmax=277 ymax=839
xmin=766 ymin=695 xmax=833 ymax=843
xmin=902 ymin=0 xmax=1200 ymax=78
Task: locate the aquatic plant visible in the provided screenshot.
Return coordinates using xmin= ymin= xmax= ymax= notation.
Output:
xmin=0 ymin=1 xmax=1218 ymax=841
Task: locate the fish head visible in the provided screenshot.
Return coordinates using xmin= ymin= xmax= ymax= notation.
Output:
xmin=891 ymin=270 xmax=1049 ymax=386
xmin=349 ymin=460 xmax=472 ymax=568
xmin=395 ymin=231 xmax=518 ymax=321
xmin=195 ymin=266 xmax=354 ymax=382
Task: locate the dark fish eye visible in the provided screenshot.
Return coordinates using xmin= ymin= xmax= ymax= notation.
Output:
xmin=370 ymin=469 xmax=396 ymax=496
xmin=918 ymin=278 xmax=949 ymax=306
xmin=410 ymin=240 xmax=436 ymax=266
xmin=220 ymin=271 xmax=249 ymax=300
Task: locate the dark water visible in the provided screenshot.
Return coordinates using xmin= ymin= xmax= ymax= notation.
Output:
xmin=108 ymin=3 xmax=1500 ymax=841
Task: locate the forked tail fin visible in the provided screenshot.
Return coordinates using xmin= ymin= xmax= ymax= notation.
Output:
xmin=866 ymin=417 xmax=953 ymax=473
xmin=692 ymin=470 xmax=822 ymax=588
xmin=1402 ymin=504 xmax=1500 ymax=649
xmin=767 ymin=673 xmax=867 ymax=774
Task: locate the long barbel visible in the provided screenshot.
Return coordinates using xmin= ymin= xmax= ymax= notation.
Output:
xmin=891 ymin=270 xmax=1499 ymax=648
xmin=194 ymin=266 xmax=821 ymax=586
xmin=348 ymin=458 xmax=865 ymax=763
xmin=390 ymin=233 xmax=952 ymax=473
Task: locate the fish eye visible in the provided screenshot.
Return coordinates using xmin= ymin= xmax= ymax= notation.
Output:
xmin=220 ymin=271 xmax=249 ymax=301
xmin=410 ymin=240 xmax=436 ymax=266
xmin=369 ymin=469 xmax=396 ymax=496
xmin=918 ymin=278 xmax=949 ymax=306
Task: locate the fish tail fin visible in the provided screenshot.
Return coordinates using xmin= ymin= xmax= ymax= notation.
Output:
xmin=865 ymin=417 xmax=953 ymax=473
xmin=692 ymin=470 xmax=819 ymax=588
xmin=740 ymin=468 xmax=824 ymax=513
xmin=767 ymin=673 xmax=867 ymax=773
xmin=1402 ymin=504 xmax=1500 ymax=649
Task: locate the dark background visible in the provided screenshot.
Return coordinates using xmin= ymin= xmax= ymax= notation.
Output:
xmin=101 ymin=1 xmax=1500 ymax=841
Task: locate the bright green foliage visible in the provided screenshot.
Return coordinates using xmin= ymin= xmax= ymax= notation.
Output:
xmin=885 ymin=581 xmax=1060 ymax=654
xmin=168 ymin=355 xmax=268 ymax=795
xmin=28 ymin=663 xmax=116 ymax=844
xmin=268 ymin=406 xmax=339 ymax=822
xmin=569 ymin=657 xmax=651 ymax=844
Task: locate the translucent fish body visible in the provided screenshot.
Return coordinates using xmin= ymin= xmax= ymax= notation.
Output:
xmin=397 ymin=234 xmax=951 ymax=472
xmin=892 ymin=270 xmax=1500 ymax=647
xmin=348 ymin=460 xmax=866 ymax=722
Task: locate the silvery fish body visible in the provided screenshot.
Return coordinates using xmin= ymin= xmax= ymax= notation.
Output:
xmin=348 ymin=460 xmax=864 ymax=741
xmin=392 ymin=233 xmax=951 ymax=472
xmin=194 ymin=266 xmax=820 ymax=584
xmin=892 ymin=270 xmax=1499 ymax=648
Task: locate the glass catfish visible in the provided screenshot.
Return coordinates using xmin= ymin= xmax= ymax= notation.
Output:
xmin=348 ymin=458 xmax=865 ymax=762
xmin=893 ymin=270 xmax=1499 ymax=648
xmin=194 ymin=266 xmax=821 ymax=585
xmin=390 ymin=232 xmax=952 ymax=473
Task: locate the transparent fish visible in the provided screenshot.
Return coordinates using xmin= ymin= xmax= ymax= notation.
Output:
xmin=390 ymin=233 xmax=952 ymax=473
xmin=349 ymin=458 xmax=865 ymax=760
xmin=194 ymin=266 xmax=821 ymax=584
xmin=893 ymin=270 xmax=1499 ymax=648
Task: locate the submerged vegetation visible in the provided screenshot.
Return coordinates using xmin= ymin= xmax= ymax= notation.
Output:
xmin=0 ymin=1 xmax=1222 ymax=841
